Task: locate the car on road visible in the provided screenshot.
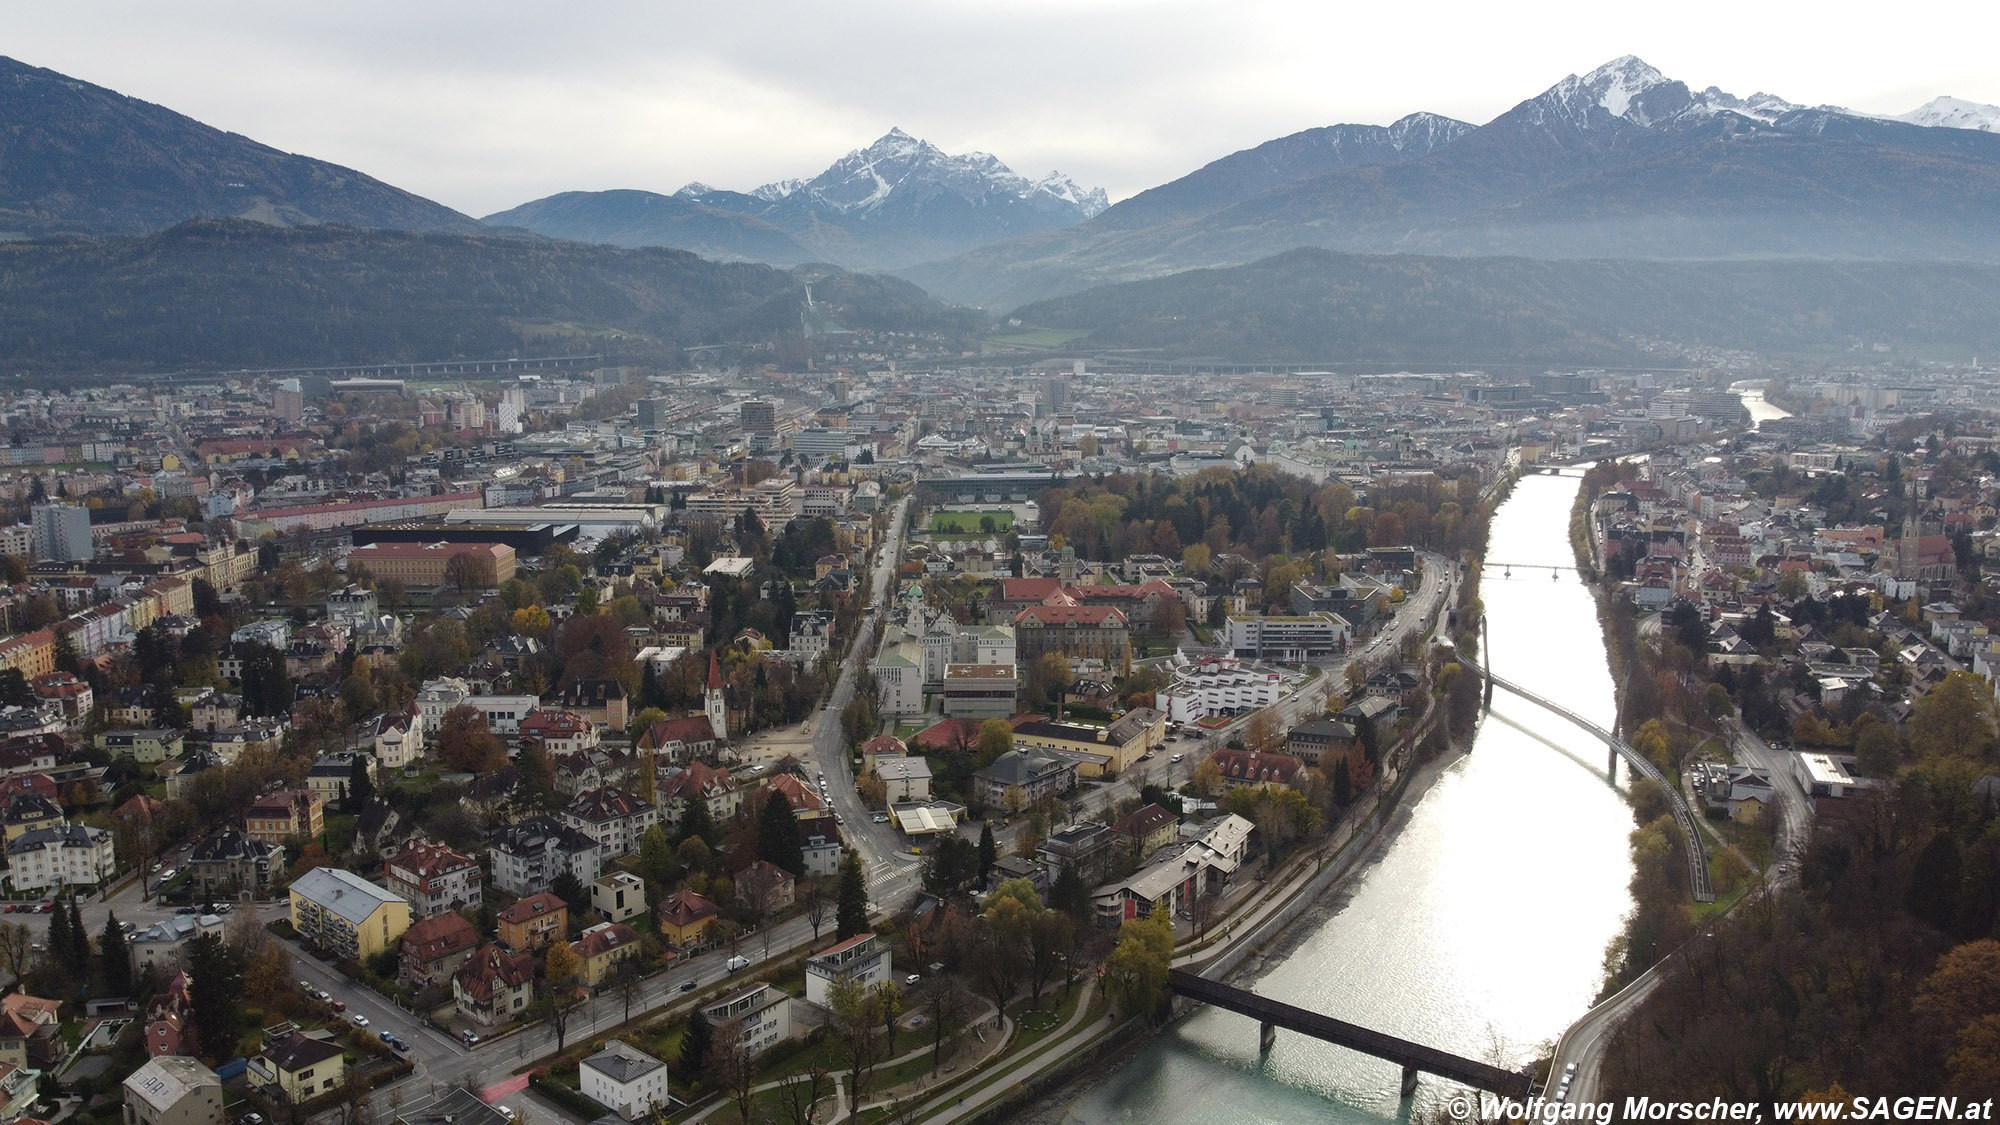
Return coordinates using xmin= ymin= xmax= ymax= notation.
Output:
xmin=460 ymin=1029 xmax=480 ymax=1046
xmin=905 ymin=974 xmax=922 ymax=986
xmin=238 ymin=1114 xmax=266 ymax=1125
xmin=156 ymin=868 xmax=178 ymax=884
xmin=872 ymin=813 xmax=889 ymax=823
xmin=680 ymin=980 xmax=696 ymax=992
xmin=1169 ymin=754 xmax=1184 ymax=763
xmin=314 ymin=990 xmax=330 ymax=1002
xmin=496 ymin=1108 xmax=516 ymax=1121
xmin=330 ymin=1000 xmax=346 ymax=1013
xmin=351 ymin=1014 xmax=369 ymax=1027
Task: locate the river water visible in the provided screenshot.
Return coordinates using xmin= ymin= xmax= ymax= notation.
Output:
xmin=1048 ymin=470 xmax=1638 ymax=1124
xmin=1731 ymin=381 xmax=1792 ymax=430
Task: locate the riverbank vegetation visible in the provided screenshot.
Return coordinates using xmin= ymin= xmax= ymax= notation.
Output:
xmin=1573 ymin=450 xmax=2000 ymax=1100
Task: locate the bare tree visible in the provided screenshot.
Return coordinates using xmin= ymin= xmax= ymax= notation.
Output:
xmin=802 ymin=882 xmax=829 ymax=941
xmin=0 ymin=922 xmax=31 ymax=984
xmin=614 ymin=956 xmax=644 ymax=1025
xmin=922 ymin=977 xmax=972 ymax=1076
xmin=774 ymin=1065 xmax=831 ymax=1125
xmin=709 ymin=1027 xmax=757 ymax=1124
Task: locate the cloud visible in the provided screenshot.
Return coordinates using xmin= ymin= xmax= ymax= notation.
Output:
xmin=5 ymin=0 xmax=1998 ymax=215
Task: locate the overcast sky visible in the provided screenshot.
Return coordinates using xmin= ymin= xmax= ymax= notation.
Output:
xmin=9 ymin=1 xmax=1999 ymax=217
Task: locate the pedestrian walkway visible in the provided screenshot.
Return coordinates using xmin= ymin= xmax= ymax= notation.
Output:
xmin=900 ymin=980 xmax=1111 ymax=1124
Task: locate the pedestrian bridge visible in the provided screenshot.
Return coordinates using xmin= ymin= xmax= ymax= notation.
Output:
xmin=1459 ymin=657 xmax=1714 ymax=903
xmin=1166 ymin=969 xmax=1533 ymax=1098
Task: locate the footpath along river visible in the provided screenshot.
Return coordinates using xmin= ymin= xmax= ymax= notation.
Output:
xmin=1040 ymin=469 xmax=1639 ymax=1123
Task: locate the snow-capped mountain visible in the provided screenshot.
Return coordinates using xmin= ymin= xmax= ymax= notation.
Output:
xmin=904 ymin=53 xmax=2000 ymax=308
xmin=751 ymin=128 xmax=1108 ymax=218
xmin=487 ymin=129 xmax=1108 ymax=270
xmin=1899 ymin=96 xmax=2000 ymax=132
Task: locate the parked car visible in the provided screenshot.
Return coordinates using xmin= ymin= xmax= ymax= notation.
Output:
xmin=314 ymin=990 xmax=330 ymax=1002
xmin=351 ymin=1014 xmax=369 ymax=1027
xmin=330 ymin=1000 xmax=346 ymax=1013
xmin=905 ymin=974 xmax=922 ymax=986
xmin=872 ymin=813 xmax=889 ymax=823
xmin=1169 ymin=754 xmax=1184 ymax=763
xmin=460 ymin=1029 xmax=480 ymax=1046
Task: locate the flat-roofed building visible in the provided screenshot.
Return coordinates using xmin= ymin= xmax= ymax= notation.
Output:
xmin=289 ymin=867 xmax=412 ymax=961
xmin=1224 ymin=613 xmax=1351 ymax=662
xmin=804 ymin=933 xmax=891 ymax=1008
xmin=701 ymin=981 xmax=793 ymax=1058
xmin=941 ymin=663 xmax=1017 ymax=719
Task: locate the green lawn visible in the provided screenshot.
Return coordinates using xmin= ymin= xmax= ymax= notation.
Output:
xmin=929 ymin=510 xmax=1014 ymax=534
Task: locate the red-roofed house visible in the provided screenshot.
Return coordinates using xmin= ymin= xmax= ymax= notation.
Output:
xmin=1208 ymin=749 xmax=1305 ymax=790
xmin=636 ymin=715 xmax=719 ymax=764
xmin=397 ymin=912 xmax=480 ymax=992
xmin=454 ymin=944 xmax=536 ymax=1027
xmin=383 ymin=839 xmax=484 ymax=917
xmin=1014 ymin=603 xmax=1130 ymax=673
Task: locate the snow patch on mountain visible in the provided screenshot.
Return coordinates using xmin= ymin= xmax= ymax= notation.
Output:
xmin=746 ymin=128 xmax=1107 ymax=218
xmin=1689 ymin=87 xmax=1802 ymax=124
xmin=1898 ymin=96 xmax=2000 ymax=132
xmin=1591 ymin=55 xmax=1669 ymax=118
xmin=674 ymin=182 xmax=716 ymax=198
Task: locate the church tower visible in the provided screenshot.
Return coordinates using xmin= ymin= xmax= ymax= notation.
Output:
xmin=704 ymin=651 xmax=729 ymax=742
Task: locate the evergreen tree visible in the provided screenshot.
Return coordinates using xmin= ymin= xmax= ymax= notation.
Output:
xmin=348 ymin=753 xmax=375 ymax=811
xmin=185 ymin=933 xmax=244 ymax=1060
xmin=65 ymin=895 xmax=89 ymax=975
xmin=1051 ymin=861 xmax=1091 ymax=928
xmin=680 ymin=1008 xmax=714 ymax=1076
xmin=1333 ymin=758 xmax=1353 ymax=806
xmin=99 ymin=911 xmax=131 ymax=996
xmin=977 ymin=822 xmax=998 ymax=885
xmin=550 ymin=870 xmax=590 ymax=922
xmin=757 ymin=790 xmax=805 ymax=876
xmin=46 ymin=899 xmax=72 ymax=974
xmin=676 ymin=793 xmax=716 ymax=848
xmin=836 ymin=850 xmax=869 ymax=940
xmin=1907 ymin=831 xmax=1962 ymax=933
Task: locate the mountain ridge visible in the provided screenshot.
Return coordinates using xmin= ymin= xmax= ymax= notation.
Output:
xmin=0 ymin=55 xmax=479 ymax=238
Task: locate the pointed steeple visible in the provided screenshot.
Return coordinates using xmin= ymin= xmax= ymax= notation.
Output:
xmin=704 ymin=650 xmax=728 ymax=742
xmin=707 ymin=651 xmax=724 ymax=691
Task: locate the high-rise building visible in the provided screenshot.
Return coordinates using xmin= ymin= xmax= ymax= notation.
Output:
xmin=272 ymin=378 xmax=304 ymax=423
xmin=637 ymin=398 xmax=672 ymax=429
xmin=740 ymin=400 xmax=776 ymax=435
xmin=30 ymin=503 xmax=92 ymax=562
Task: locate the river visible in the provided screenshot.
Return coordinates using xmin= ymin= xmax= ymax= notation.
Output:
xmin=1731 ymin=381 xmax=1792 ymax=430
xmin=1044 ymin=470 xmax=1638 ymax=1124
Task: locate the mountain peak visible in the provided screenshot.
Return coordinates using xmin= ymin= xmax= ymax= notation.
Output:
xmin=1579 ymin=55 xmax=1673 ymax=119
xmin=674 ymin=182 xmax=715 ymax=198
xmin=1898 ymin=96 xmax=2000 ymax=132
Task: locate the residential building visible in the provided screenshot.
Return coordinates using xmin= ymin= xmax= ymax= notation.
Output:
xmin=2 ymin=793 xmax=61 ymax=842
xmin=383 ymin=839 xmax=484 ymax=918
xmin=579 ymin=1040 xmax=671 ymax=1122
xmin=655 ymin=890 xmax=720 ymax=949
xmin=1037 ymin=821 xmax=1122 ymax=886
xmin=804 ymin=933 xmax=892 ymax=1008
xmin=590 ymin=871 xmax=647 ymax=923
xmin=871 ymin=755 xmax=935 ymax=802
xmin=0 ymin=993 xmax=61 ymax=1069
xmin=733 ymin=860 xmax=795 ymax=915
xmin=657 ymin=763 xmax=742 ymax=829
xmin=573 ymin=921 xmax=642 ymax=986
xmin=30 ymin=503 xmax=91 ymax=563
xmin=288 ymin=867 xmax=413 ymax=961
xmin=128 ymin=914 xmax=225 ymax=976
xmin=634 ymin=715 xmax=719 ymax=764
xmin=123 ymin=1055 xmax=225 ymax=1125
xmin=249 ymin=1032 xmax=345 ymax=1105
xmin=1208 ymin=748 xmax=1305 ymax=789
xmin=453 ymin=943 xmax=536 ymax=1027
xmin=6 ymin=821 xmax=115 ymax=892
xmin=542 ymin=679 xmax=629 ymax=733
xmin=96 ymin=729 xmax=185 ymax=763
xmin=186 ymin=826 xmax=283 ymax=899
xmin=1110 ymin=803 xmax=1179 ymax=859
xmin=498 ymin=892 xmax=569 ymax=953
xmin=397 ymin=912 xmax=481 ymax=993
xmin=519 ymin=709 xmax=599 ymax=756
xmin=560 ymin=787 xmax=658 ymax=861
xmin=701 ymin=981 xmax=793 ymax=1058
xmin=245 ymin=789 xmax=323 ymax=846
xmin=972 ymin=747 xmax=1077 ymax=810
xmin=488 ymin=815 xmax=602 ymax=897
xmin=1010 ymin=708 xmax=1162 ymax=777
